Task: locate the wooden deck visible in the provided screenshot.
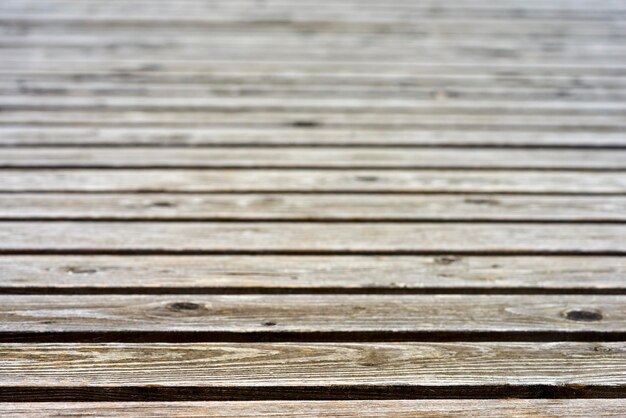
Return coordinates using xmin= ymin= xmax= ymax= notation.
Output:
xmin=1 ymin=0 xmax=626 ymax=415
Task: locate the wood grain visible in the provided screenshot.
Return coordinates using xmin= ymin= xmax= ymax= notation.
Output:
xmin=0 ymin=342 xmax=624 ymax=399
xmin=2 ymin=194 xmax=625 ymax=221
xmin=0 ymin=294 xmax=623 ymax=333
xmin=2 ymin=127 xmax=624 ymax=147
xmin=1 ymin=255 xmax=625 ymax=291
xmin=2 ymin=170 xmax=625 ymax=193
xmin=2 ymin=147 xmax=625 ymax=169
xmin=1 ymin=400 xmax=625 ymax=417
xmin=2 ymin=110 xmax=624 ymax=129
xmin=0 ymin=222 xmax=625 ymax=253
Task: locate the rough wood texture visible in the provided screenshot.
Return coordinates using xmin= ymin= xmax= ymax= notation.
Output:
xmin=0 ymin=294 xmax=623 ymax=334
xmin=1 ymin=255 xmax=625 ymax=291
xmin=0 ymin=222 xmax=625 ymax=253
xmin=1 ymin=127 xmax=624 ymax=147
xmin=0 ymin=343 xmax=623 ymax=399
xmin=1 ymin=400 xmax=625 ymax=417
xmin=3 ymin=170 xmax=625 ymax=193
xmin=2 ymin=147 xmax=626 ymax=169
xmin=2 ymin=0 xmax=626 ymax=411
xmin=2 ymin=193 xmax=625 ymax=221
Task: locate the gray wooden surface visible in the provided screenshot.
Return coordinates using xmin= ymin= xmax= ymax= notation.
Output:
xmin=0 ymin=0 xmax=625 ymax=415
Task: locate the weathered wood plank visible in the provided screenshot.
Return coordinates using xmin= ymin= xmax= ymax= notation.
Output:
xmin=2 ymin=2 xmax=625 ymax=21
xmin=0 ymin=128 xmax=620 ymax=149
xmin=6 ymin=97 xmax=626 ymax=112
xmin=5 ymin=83 xmax=626 ymax=103
xmin=0 ymin=107 xmax=626 ymax=131
xmin=4 ymin=62 xmax=625 ymax=77
xmin=1 ymin=255 xmax=625 ymax=291
xmin=0 ymin=294 xmax=623 ymax=333
xmin=1 ymin=110 xmax=622 ymax=129
xmin=0 ymin=222 xmax=625 ymax=253
xmin=4 ymin=42 xmax=626 ymax=63
xmin=0 ymin=343 xmax=624 ymax=400
xmin=0 ymin=127 xmax=623 ymax=147
xmin=2 ymin=170 xmax=625 ymax=193
xmin=1 ymin=400 xmax=625 ymax=417
xmin=2 ymin=148 xmax=625 ymax=169
xmin=2 ymin=194 xmax=625 ymax=221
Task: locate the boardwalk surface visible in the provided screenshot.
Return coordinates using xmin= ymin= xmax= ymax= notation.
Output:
xmin=1 ymin=0 xmax=626 ymax=416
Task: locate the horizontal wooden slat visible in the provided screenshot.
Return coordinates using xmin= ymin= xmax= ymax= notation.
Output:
xmin=2 ymin=194 xmax=624 ymax=221
xmin=0 ymin=342 xmax=624 ymax=400
xmin=0 ymin=294 xmax=623 ymax=334
xmin=0 ymin=222 xmax=624 ymax=253
xmin=2 ymin=110 xmax=623 ymax=129
xmin=1 ymin=127 xmax=623 ymax=147
xmin=6 ymin=97 xmax=626 ymax=111
xmin=4 ymin=43 xmax=626 ymax=63
xmin=1 ymin=400 xmax=625 ymax=417
xmin=6 ymin=83 xmax=626 ymax=103
xmin=5 ymin=51 xmax=625 ymax=67
xmin=2 ymin=170 xmax=625 ymax=193
xmin=1 ymin=255 xmax=625 ymax=291
xmin=2 ymin=148 xmax=625 ymax=169
xmin=4 ymin=61 xmax=625 ymax=77
xmin=2 ymin=5 xmax=624 ymax=21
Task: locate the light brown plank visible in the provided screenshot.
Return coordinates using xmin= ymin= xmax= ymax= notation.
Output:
xmin=0 ymin=343 xmax=623 ymax=400
xmin=2 ymin=148 xmax=625 ymax=169
xmin=1 ymin=127 xmax=624 ymax=147
xmin=6 ymin=97 xmax=626 ymax=111
xmin=2 ymin=170 xmax=625 ymax=193
xmin=1 ymin=400 xmax=625 ymax=417
xmin=1 ymin=110 xmax=623 ymax=129
xmin=1 ymin=255 xmax=625 ymax=291
xmin=0 ymin=294 xmax=623 ymax=333
xmin=5 ymin=82 xmax=626 ymax=103
xmin=0 ymin=222 xmax=625 ymax=253
xmin=2 ymin=194 xmax=625 ymax=221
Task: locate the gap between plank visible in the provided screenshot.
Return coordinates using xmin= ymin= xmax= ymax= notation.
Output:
xmin=1 ymin=331 xmax=625 ymax=344
xmin=0 ymin=384 xmax=623 ymax=401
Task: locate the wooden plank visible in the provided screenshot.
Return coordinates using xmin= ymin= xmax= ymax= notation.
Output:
xmin=1 ymin=400 xmax=625 ymax=417
xmin=1 ymin=170 xmax=625 ymax=193
xmin=6 ymin=97 xmax=626 ymax=112
xmin=0 ymin=294 xmax=623 ymax=334
xmin=0 ymin=127 xmax=623 ymax=147
xmin=6 ymin=83 xmax=626 ymax=103
xmin=1 ymin=110 xmax=623 ymax=129
xmin=2 ymin=194 xmax=625 ymax=221
xmin=1 ymin=255 xmax=625 ymax=291
xmin=2 ymin=3 xmax=624 ymax=21
xmin=2 ymin=148 xmax=625 ymax=169
xmin=0 ymin=222 xmax=625 ymax=253
xmin=3 ymin=61 xmax=625 ymax=77
xmin=0 ymin=342 xmax=624 ymax=400
xmin=6 ymin=34 xmax=626 ymax=51
xmin=5 ymin=41 xmax=626 ymax=62
xmin=5 ymin=51 xmax=626 ymax=67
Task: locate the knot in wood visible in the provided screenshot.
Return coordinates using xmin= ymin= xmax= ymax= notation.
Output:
xmin=563 ymin=309 xmax=603 ymax=322
xmin=169 ymin=302 xmax=203 ymax=312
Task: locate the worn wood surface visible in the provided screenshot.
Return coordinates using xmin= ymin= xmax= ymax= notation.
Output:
xmin=2 ymin=147 xmax=626 ymax=169
xmin=1 ymin=222 xmax=625 ymax=253
xmin=1 ymin=127 xmax=624 ymax=147
xmin=2 ymin=0 xmax=625 ymax=413
xmin=3 ymin=169 xmax=626 ymax=193
xmin=2 ymin=194 xmax=625 ymax=221
xmin=1 ymin=255 xmax=624 ymax=291
xmin=0 ymin=294 xmax=622 ymax=334
xmin=2 ymin=400 xmax=626 ymax=417
xmin=0 ymin=343 xmax=623 ymax=397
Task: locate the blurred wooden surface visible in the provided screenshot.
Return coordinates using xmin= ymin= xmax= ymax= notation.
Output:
xmin=0 ymin=0 xmax=625 ymax=415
